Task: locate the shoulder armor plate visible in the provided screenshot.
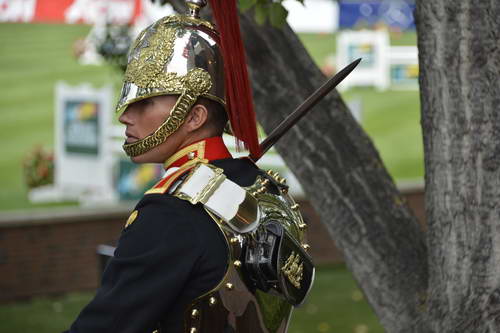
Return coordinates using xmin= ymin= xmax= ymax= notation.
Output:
xmin=173 ymin=163 xmax=315 ymax=333
xmin=173 ymin=163 xmax=260 ymax=233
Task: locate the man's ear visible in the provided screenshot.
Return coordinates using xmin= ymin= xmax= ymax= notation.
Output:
xmin=184 ymin=104 xmax=209 ymax=133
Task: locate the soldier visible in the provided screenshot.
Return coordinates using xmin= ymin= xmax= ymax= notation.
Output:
xmin=65 ymin=1 xmax=314 ymax=332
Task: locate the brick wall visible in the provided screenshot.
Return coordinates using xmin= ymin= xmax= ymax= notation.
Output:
xmin=0 ymin=207 xmax=128 ymax=302
xmin=0 ymin=186 xmax=424 ymax=303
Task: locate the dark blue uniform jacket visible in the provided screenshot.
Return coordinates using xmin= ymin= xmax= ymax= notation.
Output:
xmin=65 ymin=158 xmax=260 ymax=333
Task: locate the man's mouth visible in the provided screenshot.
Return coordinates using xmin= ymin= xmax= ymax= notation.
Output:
xmin=125 ymin=132 xmax=139 ymax=144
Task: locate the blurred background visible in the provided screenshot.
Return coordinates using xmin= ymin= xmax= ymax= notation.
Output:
xmin=0 ymin=0 xmax=421 ymax=332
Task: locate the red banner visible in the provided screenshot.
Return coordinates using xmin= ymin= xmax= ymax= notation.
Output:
xmin=0 ymin=0 xmax=142 ymax=24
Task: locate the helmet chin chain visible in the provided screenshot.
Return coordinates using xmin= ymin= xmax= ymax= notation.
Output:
xmin=122 ymin=68 xmax=212 ymax=157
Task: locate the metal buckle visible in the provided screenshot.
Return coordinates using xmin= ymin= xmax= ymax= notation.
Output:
xmin=192 ymin=167 xmax=226 ymax=205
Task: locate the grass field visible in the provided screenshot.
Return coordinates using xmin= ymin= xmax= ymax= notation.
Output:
xmin=0 ymin=23 xmax=121 ymax=210
xmin=0 ymin=23 xmax=422 ymax=211
xmin=0 ymin=265 xmax=383 ymax=333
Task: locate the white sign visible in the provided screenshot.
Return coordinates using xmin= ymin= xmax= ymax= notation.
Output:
xmin=0 ymin=0 xmax=36 ymax=22
xmin=336 ymin=30 xmax=418 ymax=91
xmin=65 ymin=0 xmax=136 ymax=25
xmin=54 ymin=82 xmax=116 ymax=203
xmin=337 ymin=30 xmax=390 ymax=91
xmin=389 ymin=45 xmax=418 ymax=88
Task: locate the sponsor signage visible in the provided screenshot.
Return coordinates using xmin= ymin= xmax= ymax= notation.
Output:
xmin=55 ymin=82 xmax=115 ymax=202
xmin=0 ymin=0 xmax=141 ymax=24
xmin=339 ymin=0 xmax=415 ymax=31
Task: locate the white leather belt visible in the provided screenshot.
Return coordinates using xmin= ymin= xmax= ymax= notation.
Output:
xmin=174 ymin=163 xmax=260 ymax=233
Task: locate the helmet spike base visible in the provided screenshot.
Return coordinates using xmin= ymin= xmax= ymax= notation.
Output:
xmin=186 ymin=0 xmax=207 ymax=18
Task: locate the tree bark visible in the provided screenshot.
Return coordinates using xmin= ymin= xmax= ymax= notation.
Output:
xmin=169 ymin=1 xmax=428 ymax=331
xmin=416 ymin=1 xmax=500 ymax=331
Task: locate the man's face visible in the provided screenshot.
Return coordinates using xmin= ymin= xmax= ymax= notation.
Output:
xmin=118 ymin=95 xmax=185 ymax=163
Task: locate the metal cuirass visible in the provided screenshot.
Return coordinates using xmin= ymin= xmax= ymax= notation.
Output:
xmin=172 ymin=164 xmax=315 ymax=333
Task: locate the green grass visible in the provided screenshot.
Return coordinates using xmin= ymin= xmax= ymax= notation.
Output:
xmin=344 ymin=88 xmax=423 ymax=181
xmin=0 ymin=293 xmax=92 ymax=333
xmin=0 ymin=24 xmax=422 ymax=211
xmin=0 ymin=265 xmax=383 ymax=333
xmin=0 ymin=23 xmax=121 ymax=211
xmin=289 ymin=265 xmax=383 ymax=333
xmin=390 ymin=30 xmax=417 ymax=46
xmin=298 ymin=33 xmax=336 ymax=68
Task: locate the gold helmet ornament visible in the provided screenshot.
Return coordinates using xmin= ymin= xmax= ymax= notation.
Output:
xmin=116 ymin=0 xmax=261 ymax=158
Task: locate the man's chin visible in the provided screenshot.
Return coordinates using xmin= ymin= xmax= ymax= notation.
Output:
xmin=129 ymin=150 xmax=166 ymax=164
xmin=130 ymin=155 xmax=151 ymax=164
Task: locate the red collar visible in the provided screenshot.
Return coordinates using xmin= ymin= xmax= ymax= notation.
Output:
xmin=163 ymin=137 xmax=232 ymax=170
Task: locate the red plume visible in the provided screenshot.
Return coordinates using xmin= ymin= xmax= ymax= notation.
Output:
xmin=208 ymin=0 xmax=261 ymax=158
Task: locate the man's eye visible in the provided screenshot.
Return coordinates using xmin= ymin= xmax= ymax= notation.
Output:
xmin=137 ymin=99 xmax=152 ymax=108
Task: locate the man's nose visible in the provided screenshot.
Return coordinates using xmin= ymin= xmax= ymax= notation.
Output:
xmin=118 ymin=109 xmax=132 ymax=125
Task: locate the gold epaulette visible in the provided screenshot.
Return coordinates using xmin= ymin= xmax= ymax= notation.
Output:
xmin=144 ymin=163 xmax=198 ymax=195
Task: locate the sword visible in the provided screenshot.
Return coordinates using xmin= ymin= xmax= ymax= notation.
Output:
xmin=251 ymin=58 xmax=362 ymax=162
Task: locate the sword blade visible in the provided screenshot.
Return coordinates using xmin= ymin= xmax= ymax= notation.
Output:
xmin=252 ymin=58 xmax=362 ymax=161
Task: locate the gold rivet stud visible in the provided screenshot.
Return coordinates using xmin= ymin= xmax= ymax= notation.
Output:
xmin=234 ymin=260 xmax=242 ymax=267
xmin=190 ymin=328 xmax=197 ymax=333
xmin=209 ymin=297 xmax=217 ymax=306
xmin=187 ymin=151 xmax=195 ymax=160
xmin=191 ymin=309 xmax=199 ymax=319
xmin=230 ymin=237 xmax=239 ymax=244
xmin=261 ymin=178 xmax=270 ymax=186
xmin=291 ymin=203 xmax=300 ymax=210
xmin=302 ymin=244 xmax=310 ymax=250
xmin=226 ymin=283 xmax=234 ymax=290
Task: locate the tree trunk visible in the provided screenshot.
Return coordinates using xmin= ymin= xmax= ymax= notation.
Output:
xmin=415 ymin=1 xmax=500 ymax=331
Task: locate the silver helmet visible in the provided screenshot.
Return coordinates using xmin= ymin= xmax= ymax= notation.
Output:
xmin=116 ymin=5 xmax=225 ymax=157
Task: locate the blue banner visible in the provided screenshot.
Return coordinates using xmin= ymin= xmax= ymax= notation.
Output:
xmin=339 ymin=0 xmax=415 ymax=31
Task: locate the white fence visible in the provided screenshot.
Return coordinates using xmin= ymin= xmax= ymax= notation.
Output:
xmin=337 ymin=30 xmax=418 ymax=91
